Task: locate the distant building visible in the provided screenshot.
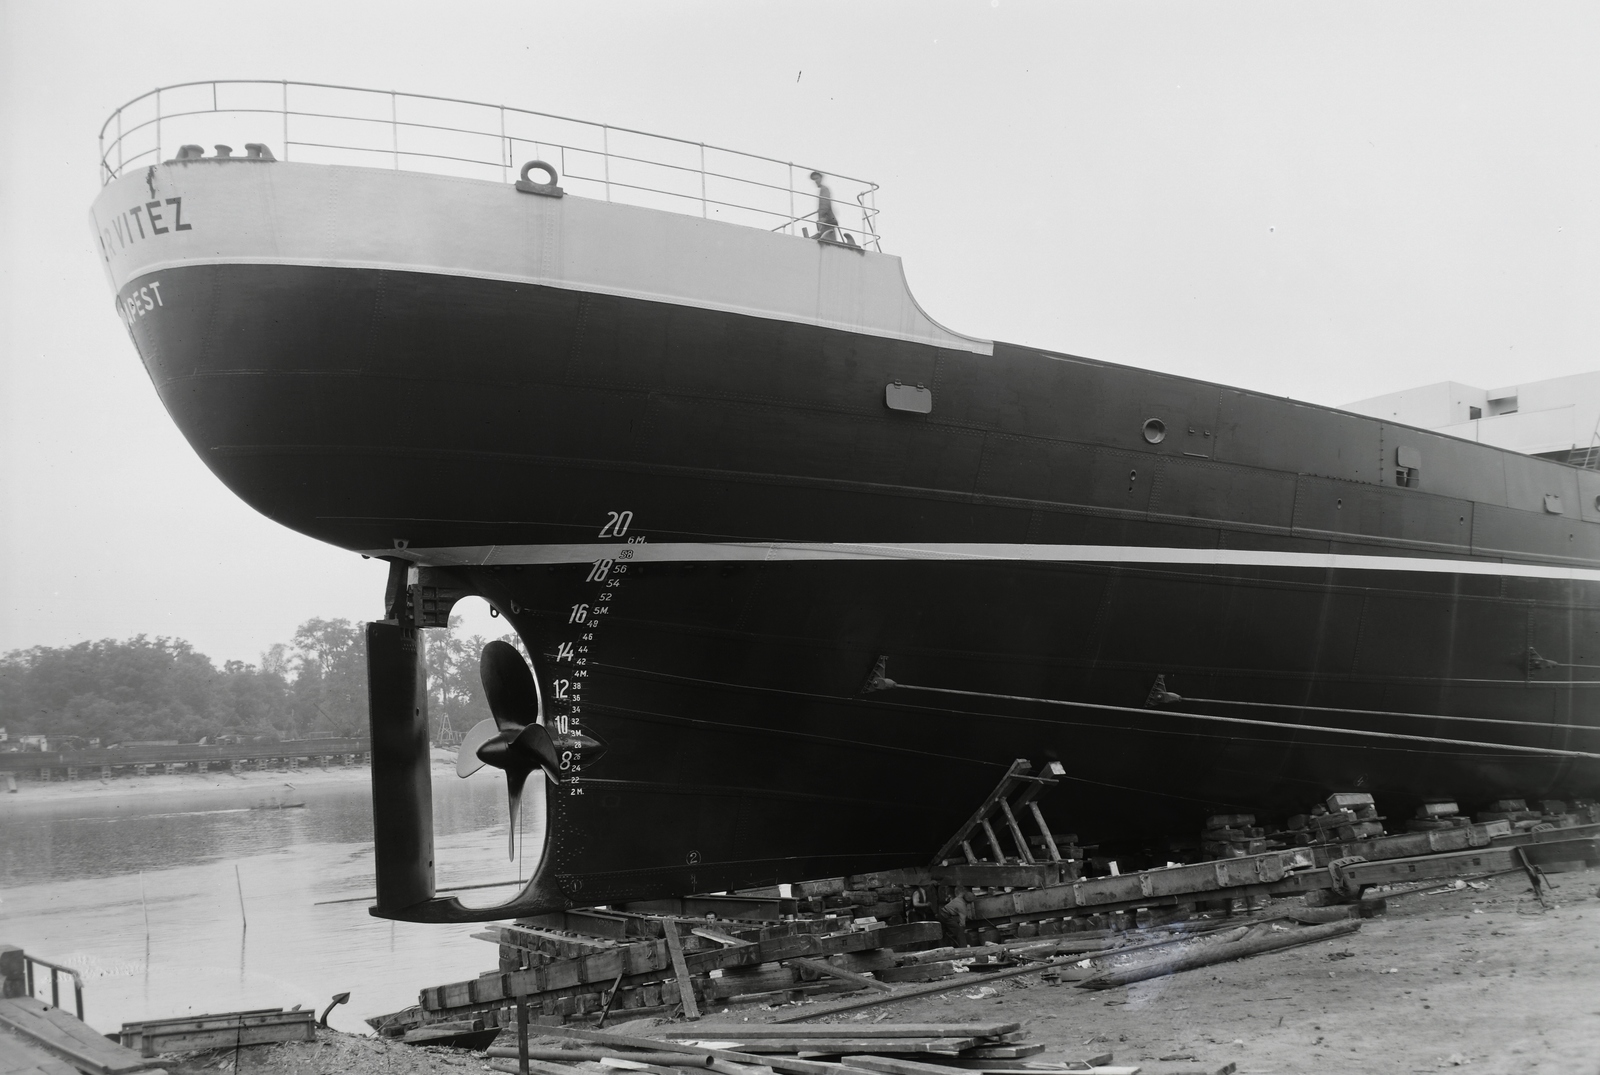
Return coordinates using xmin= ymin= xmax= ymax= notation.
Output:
xmin=1343 ymin=371 xmax=1600 ymax=466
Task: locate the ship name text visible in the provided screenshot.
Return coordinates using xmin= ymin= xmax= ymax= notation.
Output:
xmin=97 ymin=197 xmax=191 ymax=263
xmin=117 ymin=281 xmax=164 ymax=327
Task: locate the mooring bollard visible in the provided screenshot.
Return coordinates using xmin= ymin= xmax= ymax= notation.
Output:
xmin=0 ymin=945 xmax=25 ymax=999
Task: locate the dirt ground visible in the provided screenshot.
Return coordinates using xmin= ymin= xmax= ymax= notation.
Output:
xmin=154 ymin=866 xmax=1600 ymax=1075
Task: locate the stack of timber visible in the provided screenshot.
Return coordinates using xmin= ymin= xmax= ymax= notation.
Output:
xmin=1278 ymin=793 xmax=1385 ymax=848
xmin=374 ymin=917 xmax=947 ymax=1037
xmin=1199 ymin=814 xmax=1281 ymax=859
xmin=1404 ymin=801 xmax=1470 ymax=832
xmin=482 ymin=1023 xmax=1139 ymax=1075
xmin=1475 ymin=797 xmax=1600 ymax=831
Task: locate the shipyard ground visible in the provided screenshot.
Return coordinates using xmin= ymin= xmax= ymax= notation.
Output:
xmin=147 ymin=867 xmax=1599 ymax=1075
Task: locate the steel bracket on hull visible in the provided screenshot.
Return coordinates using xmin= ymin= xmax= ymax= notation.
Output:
xmin=382 ymin=560 xmax=475 ymax=628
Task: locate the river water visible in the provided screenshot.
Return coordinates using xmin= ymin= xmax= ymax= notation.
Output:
xmin=0 ymin=770 xmax=529 ymax=1035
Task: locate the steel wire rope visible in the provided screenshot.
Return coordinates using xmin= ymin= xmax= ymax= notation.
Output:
xmin=887 ymin=683 xmax=1600 ymax=760
xmin=585 ymin=661 xmax=1589 ymax=759
xmin=1175 ymin=695 xmax=1600 ymax=734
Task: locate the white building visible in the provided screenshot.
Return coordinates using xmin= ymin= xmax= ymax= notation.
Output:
xmin=1342 ymin=371 xmax=1600 ymax=465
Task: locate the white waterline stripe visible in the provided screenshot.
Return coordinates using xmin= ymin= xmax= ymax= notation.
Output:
xmin=370 ymin=540 xmax=1600 ymax=582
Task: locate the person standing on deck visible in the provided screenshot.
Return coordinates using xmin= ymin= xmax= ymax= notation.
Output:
xmin=810 ymin=170 xmax=840 ymax=242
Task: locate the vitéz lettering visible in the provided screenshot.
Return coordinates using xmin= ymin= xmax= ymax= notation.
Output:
xmin=98 ymin=197 xmax=191 ymax=263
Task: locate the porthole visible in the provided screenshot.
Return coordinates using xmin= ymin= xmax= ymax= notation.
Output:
xmin=1142 ymin=418 xmax=1166 ymax=444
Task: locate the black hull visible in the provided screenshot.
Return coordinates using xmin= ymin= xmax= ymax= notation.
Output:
xmin=116 ymin=256 xmax=1600 ymax=911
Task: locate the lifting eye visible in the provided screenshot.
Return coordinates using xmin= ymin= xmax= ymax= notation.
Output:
xmin=1142 ymin=418 xmax=1166 ymax=444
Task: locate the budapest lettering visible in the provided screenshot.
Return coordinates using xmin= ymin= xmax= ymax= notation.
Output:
xmin=116 ymin=281 xmax=164 ymax=327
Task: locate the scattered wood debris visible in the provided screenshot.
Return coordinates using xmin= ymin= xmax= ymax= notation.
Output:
xmin=369 ymin=768 xmax=1600 ymax=1070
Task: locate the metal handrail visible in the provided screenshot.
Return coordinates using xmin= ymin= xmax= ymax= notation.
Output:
xmin=99 ymin=80 xmax=881 ymax=250
xmin=24 ymin=954 xmax=85 ymax=1021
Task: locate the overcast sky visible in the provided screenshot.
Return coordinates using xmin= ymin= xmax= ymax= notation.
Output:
xmin=4 ymin=0 xmax=1599 ymax=665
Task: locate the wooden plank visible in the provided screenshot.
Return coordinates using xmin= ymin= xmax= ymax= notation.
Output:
xmin=979 ymin=819 xmax=1008 ymax=863
xmin=137 ymin=1020 xmax=315 ymax=1056
xmin=997 ymin=799 xmax=1035 ymax=864
xmin=126 ymin=1009 xmax=294 ymax=1034
xmin=488 ymin=1048 xmax=714 ymax=1065
xmin=875 ymin=963 xmax=956 ymax=984
xmin=841 ymin=1056 xmax=973 ymax=1075
xmin=698 ymin=1041 xmax=978 ymax=1057
xmin=536 ymin=1026 xmax=884 ymax=1075
xmin=659 ymin=1025 xmax=1019 ymax=1040
xmin=1027 ymin=802 xmax=1063 ymax=863
xmin=783 ymin=958 xmax=893 ymax=993
xmin=488 ymin=1059 xmax=593 ymax=1075
xmin=132 ymin=1010 xmax=315 ymax=1056
xmin=961 ymin=1045 xmax=1046 ymax=1060
xmin=742 ymin=1036 xmax=979 ymax=1055
xmin=0 ymin=1000 xmax=161 ymax=1075
xmin=706 ymin=1062 xmax=775 ymax=1075
xmin=0 ymin=1032 xmax=87 ymax=1075
xmin=770 ymin=961 xmax=1071 ymax=1023
xmin=663 ymin=921 xmax=700 ymax=1020
xmin=690 ymin=929 xmax=750 ymax=949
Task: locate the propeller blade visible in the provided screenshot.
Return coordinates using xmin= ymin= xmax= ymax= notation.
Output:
xmin=455 ymin=718 xmax=499 ymax=777
xmin=480 ymin=640 xmax=539 ymax=735
xmin=505 ymin=767 xmax=530 ymax=860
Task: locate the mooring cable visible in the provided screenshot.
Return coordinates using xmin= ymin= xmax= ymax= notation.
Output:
xmin=886 ymin=682 xmax=1600 ymax=760
xmin=1177 ymin=695 xmax=1599 ymax=734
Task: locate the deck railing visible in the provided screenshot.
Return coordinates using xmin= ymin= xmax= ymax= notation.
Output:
xmin=99 ymin=81 xmax=882 ymax=250
xmin=25 ymin=953 xmax=85 ymax=1021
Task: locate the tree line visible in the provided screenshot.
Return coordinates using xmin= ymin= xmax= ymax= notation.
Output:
xmin=0 ymin=616 xmax=511 ymax=747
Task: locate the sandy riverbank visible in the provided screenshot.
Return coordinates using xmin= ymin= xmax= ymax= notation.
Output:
xmin=0 ymin=748 xmax=460 ymax=810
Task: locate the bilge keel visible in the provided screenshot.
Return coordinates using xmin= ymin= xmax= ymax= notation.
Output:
xmin=94 ymin=83 xmax=1600 ymax=922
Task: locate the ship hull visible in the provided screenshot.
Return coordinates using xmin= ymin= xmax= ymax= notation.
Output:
xmin=93 ymin=161 xmax=1600 ymax=913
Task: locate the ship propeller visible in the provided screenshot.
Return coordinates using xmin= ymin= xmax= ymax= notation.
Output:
xmin=455 ymin=640 xmax=561 ymax=860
